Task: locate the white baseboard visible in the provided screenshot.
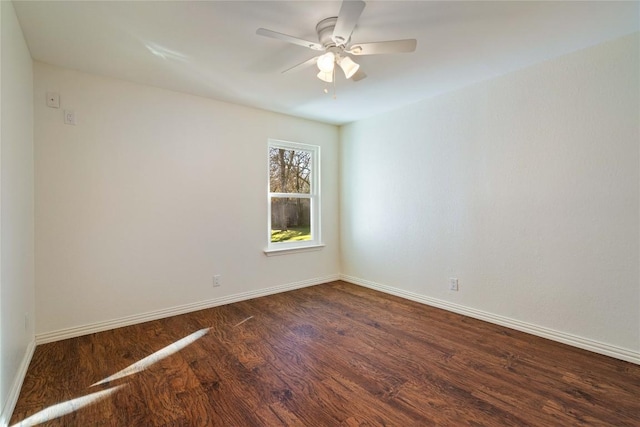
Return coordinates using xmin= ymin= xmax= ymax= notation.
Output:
xmin=340 ymin=274 xmax=640 ymax=365
xmin=0 ymin=340 xmax=35 ymax=427
xmin=35 ymin=274 xmax=340 ymax=344
xmin=31 ymin=272 xmax=640 ymax=363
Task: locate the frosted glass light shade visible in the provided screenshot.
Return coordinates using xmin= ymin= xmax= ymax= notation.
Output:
xmin=317 ymin=70 xmax=333 ymax=83
xmin=338 ymin=55 xmax=360 ymax=79
xmin=317 ymin=52 xmax=335 ymax=72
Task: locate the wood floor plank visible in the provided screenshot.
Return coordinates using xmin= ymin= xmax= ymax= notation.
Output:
xmin=10 ymin=281 xmax=640 ymax=426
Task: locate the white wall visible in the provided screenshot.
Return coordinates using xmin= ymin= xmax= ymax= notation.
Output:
xmin=0 ymin=0 xmax=35 ymax=423
xmin=340 ymin=33 xmax=639 ymax=359
xmin=34 ymin=62 xmax=339 ymax=336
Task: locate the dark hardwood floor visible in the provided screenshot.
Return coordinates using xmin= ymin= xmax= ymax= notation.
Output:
xmin=10 ymin=281 xmax=640 ymax=426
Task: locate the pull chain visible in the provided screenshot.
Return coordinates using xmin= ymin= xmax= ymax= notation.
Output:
xmin=322 ymin=66 xmax=338 ymax=99
xmin=332 ymin=67 xmax=337 ymax=99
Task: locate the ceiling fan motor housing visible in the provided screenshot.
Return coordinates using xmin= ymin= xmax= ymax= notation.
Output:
xmin=316 ymin=17 xmax=344 ymax=48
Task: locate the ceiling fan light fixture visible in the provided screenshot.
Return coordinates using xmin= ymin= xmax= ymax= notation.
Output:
xmin=338 ymin=55 xmax=360 ymax=79
xmin=256 ymin=0 xmax=418 ymax=86
xmin=317 ymin=70 xmax=334 ymax=83
xmin=317 ymin=52 xmax=336 ymax=72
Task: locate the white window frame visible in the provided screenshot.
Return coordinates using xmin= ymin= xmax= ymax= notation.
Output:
xmin=265 ymin=139 xmax=323 ymax=256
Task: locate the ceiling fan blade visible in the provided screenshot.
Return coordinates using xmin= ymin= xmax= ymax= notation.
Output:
xmin=349 ymin=39 xmax=417 ymax=55
xmin=332 ymin=0 xmax=366 ymax=46
xmin=351 ymin=69 xmax=367 ymax=81
xmin=256 ymin=28 xmax=324 ymax=51
xmin=282 ymin=56 xmax=319 ymax=74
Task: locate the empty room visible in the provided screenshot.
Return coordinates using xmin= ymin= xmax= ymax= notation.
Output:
xmin=1 ymin=0 xmax=639 ymax=425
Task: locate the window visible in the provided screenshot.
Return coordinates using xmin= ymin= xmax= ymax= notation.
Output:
xmin=266 ymin=139 xmax=322 ymax=254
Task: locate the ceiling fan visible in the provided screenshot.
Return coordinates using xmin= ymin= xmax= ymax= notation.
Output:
xmin=256 ymin=0 xmax=417 ymax=84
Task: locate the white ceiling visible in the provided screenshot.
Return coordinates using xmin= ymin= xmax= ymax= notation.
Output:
xmin=13 ymin=1 xmax=640 ymax=125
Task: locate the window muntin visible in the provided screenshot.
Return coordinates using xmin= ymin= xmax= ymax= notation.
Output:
xmin=267 ymin=140 xmax=320 ymax=251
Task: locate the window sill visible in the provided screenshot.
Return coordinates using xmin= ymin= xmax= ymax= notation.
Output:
xmin=263 ymin=244 xmax=325 ymax=257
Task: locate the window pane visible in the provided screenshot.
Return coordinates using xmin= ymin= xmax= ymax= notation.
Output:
xmin=270 ymin=197 xmax=311 ymax=242
xmin=269 ymin=148 xmax=311 ymax=194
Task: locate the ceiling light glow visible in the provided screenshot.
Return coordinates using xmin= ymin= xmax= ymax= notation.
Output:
xmin=317 ymin=52 xmax=335 ymax=72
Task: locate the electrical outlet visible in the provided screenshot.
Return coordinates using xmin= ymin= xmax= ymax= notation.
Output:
xmin=449 ymin=278 xmax=459 ymax=291
xmin=64 ymin=110 xmax=76 ymax=125
xmin=24 ymin=313 xmax=29 ymax=331
xmin=213 ymin=275 xmax=221 ymax=287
